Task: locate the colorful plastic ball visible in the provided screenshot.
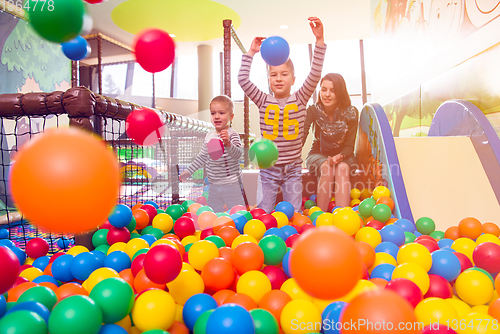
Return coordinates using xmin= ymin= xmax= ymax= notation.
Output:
xmin=140 ymin=204 xmax=157 ymax=223
xmin=414 ymin=297 xmax=458 ymax=327
xmin=152 ymin=213 xmax=174 ymax=233
xmin=0 ymin=229 xmax=9 ymax=239
xmin=188 ymin=240 xmax=219 ymax=271
xmin=55 ymin=283 xmax=88 ymax=301
xmin=182 ymin=294 xmax=218 ymax=331
xmin=358 ymin=198 xmax=376 ymax=218
xmin=415 ymin=238 xmax=440 ymax=253
xmin=57 ymin=237 xmax=72 ymax=249
xmin=458 ymin=217 xmax=482 ymax=239
xmin=10 ymin=128 xmax=120 ymax=234
xmin=370 ymin=263 xmax=396 ymax=281
xmin=86 ymin=267 xmax=120 ymax=293
xmin=259 ymin=235 xmax=287 ymax=266
xmin=0 ymin=310 xmax=47 ymax=334
xmin=259 ymin=266 xmax=286 ymax=290
xmin=0 ymin=246 xmax=20 ymax=294
xmin=70 ymin=251 xmax=100 ymax=281
xmin=425 ymin=274 xmax=453 ymax=299
xmin=206 ymin=304 xmax=255 ymax=334
xmin=51 ymin=254 xmax=75 ymax=282
xmin=451 ymin=237 xmax=476 ymax=261
xmin=394 ymin=219 xmax=415 ymax=233
xmin=104 ymin=251 xmax=131 ymax=273
xmin=143 ymin=244 xmax=182 ymax=284
xmin=48 ymin=295 xmax=102 ymax=334
xmin=472 ymin=242 xmax=500 ymax=274
xmin=275 ymin=201 xmax=295 ymax=220
xmin=17 ymin=285 xmax=57 ymax=310
xmin=332 ymin=208 xmax=361 ymax=235
xmin=132 ymin=289 xmax=176 ymax=332
xmin=133 ymin=28 xmax=175 ymax=73
xmin=249 ymin=208 xmax=266 ymax=220
xmin=61 ymin=35 xmax=91 ymax=61
xmin=249 ymin=139 xmax=279 ymax=169
xmin=392 ymin=263 xmax=430 ymax=295
xmin=92 ymin=229 xmax=109 ymax=248
xmin=429 ymin=230 xmax=445 ymax=240
xmin=372 ymin=186 xmax=390 ymax=200
xmin=385 ymin=278 xmax=423 ymax=308
xmin=260 ymin=36 xmax=290 ymax=66
xmin=397 ymin=243 xmax=432 ymax=271
xmin=281 ymin=249 xmax=292 ymax=277
xmin=482 ymin=222 xmax=500 ymax=236
xmin=25 ymin=238 xmax=49 ymax=259
xmin=290 ymin=226 xmax=363 ymax=299
xmin=6 ymin=301 xmax=50 ymax=324
xmin=244 ymin=219 xmax=267 ymax=240
xmin=428 ymin=249 xmax=461 ymax=282
xmin=264 ymin=227 xmax=287 ymax=242
xmin=174 ymin=216 xmax=195 ymax=240
xmin=88 ymin=277 xmax=133 ymax=324
xmin=201 ymin=258 xmax=234 ymax=291
xmin=280 ymin=225 xmax=298 ymax=240
xmin=98 ymin=324 xmax=128 ymax=334
xmin=193 ymin=309 xmax=214 ymax=334
xmin=167 ymin=269 xmax=205 ymax=305
xmin=249 ymin=308 xmax=279 ymax=334
xmin=371 ymin=203 xmax=391 ymax=223
xmin=355 ymin=226 xmax=382 ymax=248
xmin=437 ymin=238 xmax=454 ymax=249
xmin=380 ymin=224 xmax=405 ymax=246
xmin=303 ymin=200 xmax=316 ymax=210
xmin=415 ymin=217 xmax=436 ymax=235
xmin=258 ymin=214 xmax=278 ymax=230
xmin=455 ymin=269 xmax=494 ymax=306
xmin=107 ymin=227 xmax=131 ymax=245
xmin=375 ymin=241 xmax=400 ymax=259
xmin=231 ymin=242 xmax=265 ymax=275
xmin=280 ymin=299 xmax=321 ymax=334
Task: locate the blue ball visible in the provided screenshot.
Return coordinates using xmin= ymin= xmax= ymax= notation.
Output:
xmin=203 ymin=185 xmax=210 ymax=192
xmin=370 ymin=263 xmax=396 ymax=281
xmin=71 ymin=252 xmax=101 ymax=281
xmin=394 ymin=219 xmax=416 ymax=233
xmin=282 ymin=249 xmax=292 ymax=277
xmin=61 ymin=35 xmax=91 ymax=61
xmin=280 ymin=225 xmax=298 ymax=239
xmin=0 ymin=295 xmax=6 ymax=318
xmin=57 ymin=237 xmax=72 ymax=249
xmin=140 ymin=234 xmax=157 ymax=246
xmin=104 ymin=251 xmax=131 ymax=273
xmin=331 ymin=206 xmax=342 ymax=213
xmin=323 ymin=301 xmax=347 ymax=334
xmin=183 ymin=293 xmax=218 ymax=331
xmin=230 ymin=213 xmax=247 ymax=234
xmin=143 ymin=201 xmax=159 ymax=210
xmin=264 ymin=227 xmax=287 ymax=242
xmin=380 ymin=224 xmax=405 ymax=246
xmin=6 ymin=301 xmax=50 ymax=324
xmin=204 ymin=177 xmax=210 ymax=185
xmin=428 ymin=249 xmax=461 ymax=282
xmin=32 ymin=256 xmax=50 ymax=271
xmin=32 ymin=275 xmax=59 ymax=287
xmin=0 ymin=228 xmax=9 ymax=239
xmin=10 ymin=246 xmax=26 ymax=265
xmin=51 ymin=254 xmax=75 ymax=282
xmin=375 ymin=241 xmax=400 ymax=259
xmin=108 ymin=204 xmax=133 ymax=228
xmin=260 ymin=36 xmax=290 ymax=66
xmin=437 ymin=238 xmax=454 ymax=249
xmin=0 ymin=239 xmax=15 ymax=248
xmin=206 ymin=304 xmax=254 ymax=334
xmin=90 ymin=250 xmax=106 ymax=267
xmin=414 ymin=231 xmax=422 ymax=237
xmin=98 ymin=324 xmax=128 ymax=334
xmin=275 ymin=201 xmax=294 ymax=219
xmin=309 ymin=194 xmax=317 ymax=203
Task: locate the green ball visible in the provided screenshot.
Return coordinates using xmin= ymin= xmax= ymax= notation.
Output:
xmin=465 ymin=267 xmax=495 ymax=285
xmin=309 ymin=211 xmax=324 ymax=224
xmin=89 ymin=277 xmax=134 ymax=324
xmin=132 ymin=248 xmax=149 ymax=261
xmin=182 ymin=200 xmax=195 ymax=212
xmin=143 ymin=227 xmax=165 ymax=240
xmin=92 ymin=229 xmax=109 ymax=248
xmin=6 ymin=302 xmax=16 ymax=312
xmin=94 ymin=244 xmax=110 ymax=254
xmin=142 ymin=330 xmax=170 ymax=334
xmin=194 ymin=309 xmax=215 ymax=334
xmin=157 ymin=209 xmax=166 ymax=214
xmin=202 ymin=191 xmax=209 ymax=199
xmin=429 ymin=230 xmax=445 ymax=240
xmin=216 ymin=212 xmax=230 ymax=218
xmin=126 ymin=217 xmax=137 ymax=232
xmin=258 ymin=235 xmax=287 ymax=265
xmin=0 ymin=310 xmax=47 ymax=334
xmin=416 ymin=217 xmax=435 ymax=235
xmin=130 ymin=232 xmax=141 ymax=240
xmin=166 ymin=204 xmax=184 ymax=221
xmin=185 ymin=243 xmax=193 ymax=252
xmin=196 ymin=206 xmax=214 ymax=216
xmin=27 ymin=0 xmax=85 ymax=43
xmin=372 ymin=203 xmax=392 ymax=223
xmin=404 ymin=231 xmax=416 ymax=244
xmin=18 ymin=286 xmax=57 ymax=310
xmin=48 ymin=295 xmax=102 ymax=334
xmin=250 ymin=308 xmax=279 ymax=334
xmin=205 ymin=235 xmax=226 ymax=248
xmin=141 ymin=226 xmax=154 ymax=235
xmin=249 ymin=139 xmax=279 ymax=169
xmin=358 ymin=198 xmax=376 ymax=218
xmin=237 ymin=210 xmax=253 ymax=221
xmin=304 ymin=200 xmax=316 ymax=210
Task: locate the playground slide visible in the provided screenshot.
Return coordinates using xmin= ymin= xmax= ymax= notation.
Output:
xmin=356 ymin=100 xmax=500 ymax=231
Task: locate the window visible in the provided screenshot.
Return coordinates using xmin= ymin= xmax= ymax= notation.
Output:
xmin=131 ymin=63 xmax=153 ymax=97
xmin=174 ymin=54 xmax=198 ymax=99
xmin=102 ymin=64 xmax=127 ymax=96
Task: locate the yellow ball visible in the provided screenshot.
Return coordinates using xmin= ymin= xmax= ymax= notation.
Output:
xmin=355 ymin=226 xmax=382 ymax=248
xmin=350 ymin=188 xmax=361 ymax=199
xmin=244 ymin=219 xmax=267 ymax=240
xmin=350 ymin=199 xmax=361 ymax=207
xmin=308 ymin=206 xmax=322 ymax=216
xmin=231 ymin=234 xmax=258 ymax=249
xmin=152 ymin=238 xmax=180 ymax=251
xmin=20 ymin=267 xmax=43 ymax=281
xmin=175 ymin=303 xmax=184 ymax=323
xmin=125 ymin=238 xmax=149 ymax=258
xmin=280 ymin=278 xmax=313 ymax=302
xmin=181 ymin=235 xmax=199 ymax=247
xmin=458 ymin=312 xmax=498 ymax=334
xmin=67 ymin=245 xmax=89 ymax=256
xmin=86 ymin=267 xmax=120 ymax=292
xmin=236 ymin=270 xmax=272 ymax=304
xmin=152 ymin=213 xmax=174 ymax=233
xmin=455 ymin=270 xmax=494 ymax=306
xmin=451 ymin=238 xmax=477 ymax=261
xmin=24 ymin=257 xmax=35 ymax=265
xmin=332 ymin=208 xmax=361 ymax=235
xmin=114 ymin=314 xmax=132 ymax=332
xmin=372 ymin=186 xmax=390 ymax=201
xmin=471 ymin=305 xmax=489 ymax=314
xmin=315 ymin=212 xmax=334 ymax=227
xmin=476 ymin=234 xmax=500 ymax=246
xmin=414 ymin=297 xmax=458 ymax=326
xmin=392 ymin=263 xmax=430 ymax=294
xmin=107 ymin=242 xmax=127 ymax=255
xmin=280 ymin=299 xmax=321 ymax=334
xmin=445 ymin=297 xmax=472 ymax=318
xmin=312 ymin=297 xmax=336 ymax=313
xmin=334 ymin=279 xmax=378 ymax=303
xmin=272 ymin=211 xmax=289 ymax=228
xmin=360 ymin=188 xmax=372 ymax=200
xmin=369 ymin=252 xmax=397 ymax=273
xmin=131 ymin=289 xmax=176 ymax=332
xmin=130 ymin=327 xmax=141 ymax=334
xmin=397 ymin=243 xmax=432 ymax=271
xmin=166 ymin=269 xmax=205 ymax=305
xmin=187 ymin=240 xmax=219 ymax=271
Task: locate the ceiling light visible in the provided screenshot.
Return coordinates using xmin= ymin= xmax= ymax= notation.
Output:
xmin=280 ymin=25 xmax=288 ymax=29
xmin=169 ymin=34 xmax=176 ymax=38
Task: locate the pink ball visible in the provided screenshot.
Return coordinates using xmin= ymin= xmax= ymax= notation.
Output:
xmin=454 ymin=252 xmax=473 ymax=273
xmin=126 ymin=108 xmax=164 ymax=146
xmin=140 ymin=204 xmax=157 ymax=223
xmin=174 ymin=216 xmax=196 ymax=239
xmin=100 ymin=220 xmax=113 ymax=230
xmin=422 ymin=324 xmax=457 ymax=333
xmin=196 ymin=196 xmax=207 ymax=206
xmin=385 ymin=278 xmax=423 ymax=308
xmin=285 ymin=234 xmax=300 ymax=248
xmin=229 ymin=205 xmax=246 ymax=215
xmin=143 ymin=244 xmax=182 ymax=284
xmin=261 ymin=265 xmax=288 ymax=290
xmin=259 ymin=214 xmax=278 ymax=230
xmin=200 ymin=227 xmax=214 ymax=239
xmin=133 ymin=28 xmax=175 ymax=73
xmin=131 ymin=253 xmax=146 ymax=277
xmin=424 ymin=274 xmax=453 ymax=299
xmin=415 ymin=239 xmax=439 ymax=253
xmin=472 ymin=242 xmax=500 ymax=274
xmin=250 ymin=208 xmax=266 ymax=220
xmin=0 ymin=246 xmax=20 ymax=294
xmin=25 ymin=237 xmax=49 ymax=259
xmin=107 ymin=227 xmax=131 ymax=245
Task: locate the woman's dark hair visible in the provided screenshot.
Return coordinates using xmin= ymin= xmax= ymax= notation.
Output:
xmin=317 ymin=73 xmax=351 ymax=111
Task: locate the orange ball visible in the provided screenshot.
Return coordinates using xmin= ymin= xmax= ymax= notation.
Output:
xmin=258 ymin=289 xmax=292 ymax=323
xmin=483 ymin=223 xmax=500 ymax=237
xmin=291 ymin=214 xmax=312 ymax=227
xmin=119 ymin=269 xmax=136 ymax=289
xmin=341 ymin=289 xmax=420 ymax=334
xmin=8 ymin=282 xmax=38 ymax=302
xmin=132 ymin=203 xmax=143 ymax=211
xmin=369 ymin=277 xmax=388 ymax=289
xmin=201 ymin=258 xmax=235 ymax=291
xmin=212 ymin=289 xmax=236 ymax=306
xmin=217 ymin=226 xmax=240 ymax=247
xmin=290 ymin=226 xmax=363 ymax=299
xmin=168 ymin=321 xmax=189 ymax=334
xmin=55 ymin=283 xmax=89 ymax=301
xmin=212 ymin=217 xmax=235 ymax=234
xmin=444 ymin=226 xmax=461 ymax=240
xmin=134 ymin=269 xmax=166 ymax=293
xmin=230 ymin=242 xmax=265 ymax=275
xmin=223 ymin=292 xmax=257 ymax=310
xmin=376 ymin=196 xmax=394 ymax=211
xmin=458 ymin=217 xmax=482 ymax=239
xmin=164 ymin=237 xmax=186 ymax=257
xmin=38 ymin=282 xmax=58 ymax=293
xmin=10 ymin=128 xmax=120 ymax=234
xmin=43 ymin=263 xmax=53 ymax=276
xmin=198 ymin=212 xmax=217 ymax=231
xmin=218 ymin=247 xmax=234 ymax=262
xmin=355 ymin=241 xmax=376 ymax=269
xmin=133 ymin=209 xmax=150 ymax=230
xmin=188 ymin=203 xmax=202 ymax=214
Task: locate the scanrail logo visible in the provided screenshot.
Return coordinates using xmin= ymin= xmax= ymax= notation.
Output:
xmin=290 ymin=319 xmax=426 ymax=332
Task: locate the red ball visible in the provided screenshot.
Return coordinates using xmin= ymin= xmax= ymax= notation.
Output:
xmin=424 ymin=274 xmax=453 ymax=299
xmin=143 ymin=244 xmax=182 ymax=284
xmin=201 ymin=257 xmax=234 ymax=291
xmin=365 ymin=220 xmax=384 ymax=230
xmin=133 ymin=28 xmax=175 ymax=73
xmin=299 ymin=224 xmax=315 ymax=234
xmin=229 ymin=205 xmax=246 ymax=215
xmin=415 ymin=239 xmax=439 ymax=253
xmin=261 ymin=265 xmax=288 ymax=290
xmin=454 ymin=252 xmax=473 ymax=273
xmin=140 ymin=204 xmax=157 ymax=223
xmin=414 ymin=235 xmax=436 ymax=242
xmin=200 ymin=227 xmax=214 ymax=239
xmin=196 ymin=196 xmax=207 ymax=206
xmin=285 ymin=234 xmax=300 ymax=248
xmin=0 ymin=246 xmax=20 ymax=294
xmin=327 ymin=201 xmax=336 ymax=213
xmin=131 ymin=253 xmax=146 ymax=277
xmin=174 ymin=216 xmax=196 ymax=240
xmin=472 ymin=242 xmax=500 ymax=274
xmin=25 ymin=237 xmax=49 ymax=259
xmin=84 ymin=0 xmax=106 ymax=3
xmin=385 ymin=278 xmax=423 ymax=308
xmin=259 ymin=214 xmax=278 ymax=230
xmin=126 ymin=108 xmax=163 ymax=146
xmin=49 ymin=252 xmax=65 ymax=264
xmin=107 ymin=227 xmax=131 ymax=245
xmin=100 ymin=220 xmax=113 ymax=229
xmin=250 ymin=208 xmax=266 ymax=220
